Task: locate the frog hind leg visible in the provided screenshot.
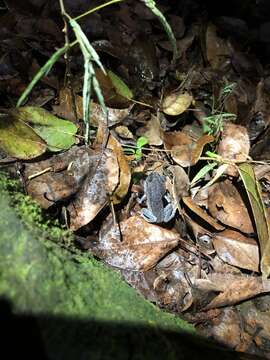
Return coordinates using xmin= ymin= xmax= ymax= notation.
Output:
xmin=163 ymin=203 xmax=177 ymax=223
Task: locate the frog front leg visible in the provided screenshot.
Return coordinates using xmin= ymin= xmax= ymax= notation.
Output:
xmin=140 ymin=208 xmax=158 ymax=223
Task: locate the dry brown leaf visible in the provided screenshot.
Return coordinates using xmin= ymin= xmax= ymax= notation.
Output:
xmin=196 ymin=273 xmax=270 ymax=310
xmin=107 ymin=134 xmax=131 ymax=204
xmin=90 ymin=215 xmax=180 ymax=271
xmin=114 ymin=125 xmax=134 ymax=140
xmin=191 ymin=134 xmax=214 ymax=164
xmin=217 ymin=123 xmax=250 ymax=177
xmin=67 ymin=148 xmax=119 ymax=230
xmin=137 ymin=114 xmax=164 ymax=146
xmin=53 ymin=87 xmax=132 ymax=127
xmin=182 ymin=196 xmax=225 ymax=231
xmin=163 ymin=131 xmax=193 ymax=167
xmin=206 ymin=23 xmax=231 ymax=69
xmin=208 ymin=180 xmax=255 ymax=233
xmin=166 ymin=165 xmax=190 ymax=203
xmin=24 ymin=146 xmax=93 ymax=208
xmin=162 ymin=91 xmax=193 ymax=116
xmin=163 ymin=132 xmax=213 ymax=167
xmin=213 ymin=229 xmax=259 ymax=272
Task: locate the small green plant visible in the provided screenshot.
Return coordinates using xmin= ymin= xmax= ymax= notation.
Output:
xmin=202 ymin=112 xmax=237 ymax=135
xmin=123 ymin=136 xmax=149 ymax=160
xmin=203 ymin=82 xmax=237 ymax=136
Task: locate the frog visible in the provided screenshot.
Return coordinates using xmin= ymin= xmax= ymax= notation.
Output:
xmin=127 ymin=35 xmax=159 ymax=84
xmin=139 ymin=172 xmax=176 ymax=223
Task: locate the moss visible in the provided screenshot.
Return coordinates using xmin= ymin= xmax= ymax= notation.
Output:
xmin=0 ymin=172 xmax=201 ymax=358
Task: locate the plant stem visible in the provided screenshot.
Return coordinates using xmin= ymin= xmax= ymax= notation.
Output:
xmin=74 ymin=0 xmax=123 ymax=21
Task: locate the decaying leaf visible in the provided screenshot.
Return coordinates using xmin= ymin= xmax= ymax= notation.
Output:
xmin=195 ymin=273 xmax=270 ymax=310
xmin=213 ymin=229 xmax=259 ymax=272
xmin=90 ymin=215 xmax=180 ymax=271
xmin=67 ymin=148 xmax=119 ymax=230
xmin=11 ymin=106 xmax=77 ymax=152
xmin=238 ymin=163 xmax=270 ymax=278
xmin=217 ymin=123 xmax=250 ymax=176
xmin=166 ymin=165 xmax=190 ymax=201
xmin=24 ymin=146 xmax=93 ymax=209
xmin=208 ymin=180 xmax=255 ymax=233
xmin=162 ymin=91 xmax=193 ymax=116
xmin=0 ymin=112 xmax=47 ymax=159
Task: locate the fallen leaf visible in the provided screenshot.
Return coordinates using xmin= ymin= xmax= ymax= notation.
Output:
xmin=53 ymin=87 xmax=132 ymax=127
xmin=11 ymin=107 xmax=77 ymax=151
xmin=195 ymin=273 xmax=270 ymax=309
xmin=163 ymin=131 xmax=213 ymax=167
xmin=182 ymin=196 xmax=225 ymax=231
xmin=238 ymin=163 xmax=270 ymax=278
xmin=208 ymin=180 xmax=254 ymax=233
xmin=90 ymin=215 xmax=180 ymax=271
xmin=213 ymin=229 xmax=259 ymax=272
xmin=24 ymin=146 xmax=92 ymax=208
xmin=162 ymin=91 xmax=193 ymax=116
xmin=107 ymin=134 xmax=131 ymax=204
xmin=0 ymin=112 xmax=46 ymax=159
xmin=67 ymin=148 xmax=119 ymax=230
xmin=137 ymin=114 xmax=163 ymax=146
xmin=217 ymin=123 xmax=250 ymax=176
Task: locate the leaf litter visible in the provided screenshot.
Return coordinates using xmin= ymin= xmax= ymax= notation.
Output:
xmin=1 ymin=0 xmax=270 ymax=358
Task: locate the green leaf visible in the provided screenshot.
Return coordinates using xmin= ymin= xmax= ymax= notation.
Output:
xmin=201 ymin=163 xmax=229 ymax=190
xmin=136 ymin=136 xmax=149 ymax=148
xmin=190 ymin=162 xmax=217 ymax=186
xmin=0 ymin=113 xmax=47 ymax=159
xmin=11 ymin=107 xmax=77 ymax=152
xmin=238 ymin=163 xmax=270 ymax=278
xmin=107 ymin=70 xmax=133 ymax=100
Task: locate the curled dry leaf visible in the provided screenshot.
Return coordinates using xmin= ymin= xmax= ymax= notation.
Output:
xmin=213 ymin=229 xmax=259 ymax=272
xmin=208 ymin=180 xmax=254 ymax=233
xmin=162 ymin=91 xmax=193 ymax=116
xmin=107 ymin=134 xmax=131 ymax=204
xmin=195 ymin=273 xmax=270 ymax=310
xmin=24 ymin=146 xmax=93 ymax=209
xmin=67 ymin=148 xmax=119 ymax=231
xmin=166 ymin=165 xmax=190 ymax=201
xmin=163 ymin=131 xmax=214 ymax=167
xmin=182 ymin=196 xmax=225 ymax=231
xmin=90 ymin=215 xmax=180 ymax=271
xmin=217 ymin=123 xmax=250 ymax=176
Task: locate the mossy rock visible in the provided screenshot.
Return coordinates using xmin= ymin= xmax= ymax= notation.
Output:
xmin=0 ymin=173 xmax=240 ymax=359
